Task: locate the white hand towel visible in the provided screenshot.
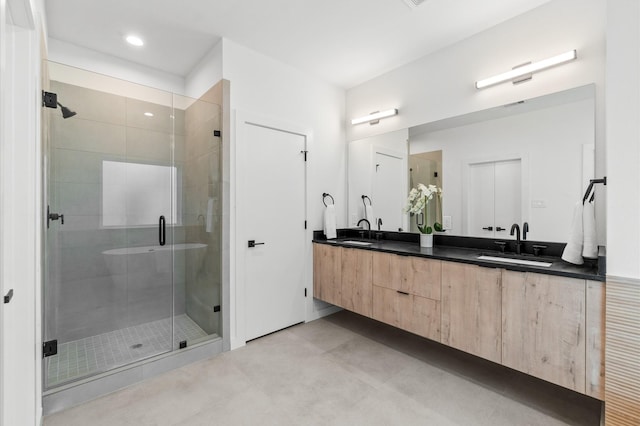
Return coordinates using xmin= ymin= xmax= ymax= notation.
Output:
xmin=365 ymin=205 xmax=374 ymax=223
xmin=561 ymin=201 xmax=584 ymax=265
xmin=324 ymin=205 xmax=337 ymax=239
xmin=582 ymin=201 xmax=597 ymax=259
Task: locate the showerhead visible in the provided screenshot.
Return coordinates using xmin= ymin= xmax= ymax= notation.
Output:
xmin=57 ymin=102 xmax=77 ymax=119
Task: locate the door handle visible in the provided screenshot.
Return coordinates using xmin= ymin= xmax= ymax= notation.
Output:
xmin=47 ymin=205 xmax=64 ymax=228
xmin=4 ymin=289 xmax=13 ymax=304
xmin=248 ymin=240 xmax=265 ymax=248
xmin=496 ymin=227 xmax=506 ymax=231
xmin=159 ymin=215 xmax=166 ymax=246
xmin=482 ymin=226 xmax=493 ymax=231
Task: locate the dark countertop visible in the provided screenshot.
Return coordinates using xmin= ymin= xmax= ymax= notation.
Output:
xmin=313 ymin=230 xmax=605 ymax=282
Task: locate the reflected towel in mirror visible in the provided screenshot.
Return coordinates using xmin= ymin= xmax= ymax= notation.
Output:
xmin=561 ymin=201 xmax=584 ymax=265
xmin=324 ymin=204 xmax=337 ymax=239
xmin=582 ymin=200 xmax=597 ymax=259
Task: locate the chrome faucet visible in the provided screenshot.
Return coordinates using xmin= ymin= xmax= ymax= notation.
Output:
xmin=357 ymin=218 xmax=371 ymax=239
xmin=510 ymin=223 xmax=522 ymax=254
xmin=377 ymin=218 xmax=383 ymax=231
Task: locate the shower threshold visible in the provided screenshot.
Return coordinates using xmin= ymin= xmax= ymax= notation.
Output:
xmin=45 ymin=314 xmax=212 ymax=389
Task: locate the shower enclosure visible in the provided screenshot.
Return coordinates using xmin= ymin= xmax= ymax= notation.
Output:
xmin=42 ymin=61 xmax=225 ymax=390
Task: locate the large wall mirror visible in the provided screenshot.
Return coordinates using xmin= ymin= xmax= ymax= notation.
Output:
xmin=347 ymin=84 xmax=597 ymax=243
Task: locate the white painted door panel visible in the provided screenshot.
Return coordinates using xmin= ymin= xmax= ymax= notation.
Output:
xmin=468 ymin=162 xmax=495 ymax=237
xmin=467 ymin=159 xmax=521 ymax=238
xmin=373 ymin=151 xmax=404 ymax=231
xmin=244 ymin=123 xmax=306 ymax=341
xmin=494 ymin=160 xmax=521 ymax=237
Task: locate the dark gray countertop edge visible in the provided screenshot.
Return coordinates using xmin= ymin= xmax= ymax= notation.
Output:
xmin=312 ymin=238 xmax=605 ymax=282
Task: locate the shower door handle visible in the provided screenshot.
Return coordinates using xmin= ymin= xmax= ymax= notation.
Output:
xmin=159 ymin=215 xmax=166 ymax=246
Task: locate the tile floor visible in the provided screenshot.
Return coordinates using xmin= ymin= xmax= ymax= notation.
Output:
xmin=44 ymin=311 xmax=602 ymax=425
xmin=46 ymin=314 xmax=209 ymax=387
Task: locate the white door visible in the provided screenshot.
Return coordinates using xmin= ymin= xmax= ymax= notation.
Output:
xmin=373 ymin=151 xmax=404 ymax=231
xmin=494 ymin=160 xmax=521 ymax=236
xmin=243 ymin=122 xmax=306 ymax=341
xmin=467 ymin=159 xmax=521 ymax=238
xmin=468 ymin=162 xmax=496 ymax=237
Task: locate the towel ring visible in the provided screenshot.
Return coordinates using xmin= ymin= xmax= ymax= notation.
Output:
xmin=322 ymin=193 xmax=335 ymax=207
xmin=362 ymin=195 xmax=372 ymax=208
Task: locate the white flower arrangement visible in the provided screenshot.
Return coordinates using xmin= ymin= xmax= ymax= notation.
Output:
xmin=405 ymin=183 xmax=442 ymax=234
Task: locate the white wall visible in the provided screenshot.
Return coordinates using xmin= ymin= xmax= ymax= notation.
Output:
xmin=220 ymin=38 xmax=346 ymax=348
xmin=347 ymin=0 xmax=605 ymax=144
xmin=47 ymin=38 xmax=185 ymax=95
xmin=411 ymin=96 xmax=595 ymax=243
xmin=606 ymin=0 xmax=640 ymax=279
xmin=185 ymin=39 xmax=222 ymax=99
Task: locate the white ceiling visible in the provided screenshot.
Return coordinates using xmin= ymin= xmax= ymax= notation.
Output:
xmin=45 ymin=0 xmax=552 ymax=89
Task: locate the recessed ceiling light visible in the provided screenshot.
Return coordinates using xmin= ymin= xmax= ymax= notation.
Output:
xmin=125 ymin=35 xmax=144 ymax=47
xmin=144 ymin=112 xmax=154 ymax=117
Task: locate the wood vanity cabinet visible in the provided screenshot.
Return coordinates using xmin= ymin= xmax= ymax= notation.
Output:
xmin=313 ymin=243 xmax=342 ymax=307
xmin=372 ymin=252 xmax=441 ymax=341
xmin=441 ymin=262 xmax=502 ymax=363
xmin=501 ymin=270 xmax=587 ymax=393
xmin=340 ymin=247 xmax=373 ymax=317
xmin=313 ymin=244 xmax=373 ymax=316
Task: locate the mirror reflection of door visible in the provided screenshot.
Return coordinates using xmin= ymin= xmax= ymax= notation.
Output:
xmin=467 ymin=159 xmax=521 ymax=238
xmin=373 ymin=150 xmax=405 ymax=231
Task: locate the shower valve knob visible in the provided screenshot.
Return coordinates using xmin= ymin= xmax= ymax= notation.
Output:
xmin=48 ymin=212 xmax=64 ymax=225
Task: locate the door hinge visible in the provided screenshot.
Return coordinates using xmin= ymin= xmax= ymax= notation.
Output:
xmin=42 ymin=91 xmax=57 ymax=108
xmin=179 ymin=340 xmax=187 ymax=349
xmin=300 ymin=150 xmax=308 ymax=161
xmin=213 ymin=130 xmax=221 ymax=137
xmin=213 ymin=305 xmax=221 ymax=312
xmin=304 ymin=288 xmax=307 ymax=297
xmin=43 ymin=340 xmax=58 ymax=358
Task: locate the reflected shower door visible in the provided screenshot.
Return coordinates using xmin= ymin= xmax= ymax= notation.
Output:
xmin=43 ymin=62 xmax=176 ymax=389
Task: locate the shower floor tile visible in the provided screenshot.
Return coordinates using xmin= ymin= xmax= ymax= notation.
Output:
xmin=46 ymin=314 xmax=213 ymax=388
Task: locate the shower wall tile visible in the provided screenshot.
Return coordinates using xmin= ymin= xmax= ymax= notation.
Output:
xmin=55 ymin=182 xmax=100 ymax=216
xmin=59 ymin=246 xmax=111 ymax=282
xmin=51 ymin=116 xmax=126 ymax=155
xmin=125 ymin=98 xmax=173 ymax=134
xmin=52 ymin=149 xmax=124 ymax=184
xmin=51 ymin=81 xmax=126 ymax=126
xmin=58 ymin=228 xmax=127 ymax=249
xmin=125 ymin=127 xmax=172 ymax=163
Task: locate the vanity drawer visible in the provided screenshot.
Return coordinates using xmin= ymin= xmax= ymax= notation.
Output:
xmin=373 ymin=252 xmax=441 ymax=300
xmin=372 ymin=285 xmax=441 ymax=341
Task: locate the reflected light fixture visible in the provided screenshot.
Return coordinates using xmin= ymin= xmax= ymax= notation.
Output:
xmin=125 ymin=35 xmax=144 ymax=47
xmin=475 ymin=50 xmax=577 ymax=89
xmin=351 ymin=108 xmax=398 ymax=125
xmin=144 ymin=112 xmax=154 ymax=117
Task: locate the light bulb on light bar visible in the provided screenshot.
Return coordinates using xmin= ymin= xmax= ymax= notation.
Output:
xmin=475 ymin=50 xmax=577 ymax=89
xmin=351 ymin=108 xmax=398 ymax=125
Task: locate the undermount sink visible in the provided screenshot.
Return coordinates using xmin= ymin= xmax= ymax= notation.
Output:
xmin=341 ymin=240 xmax=373 ymax=246
xmin=477 ymin=255 xmax=552 ymax=268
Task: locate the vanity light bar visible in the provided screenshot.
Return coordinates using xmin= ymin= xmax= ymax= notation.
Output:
xmin=475 ymin=50 xmax=577 ymax=89
xmin=351 ymin=108 xmax=398 ymax=125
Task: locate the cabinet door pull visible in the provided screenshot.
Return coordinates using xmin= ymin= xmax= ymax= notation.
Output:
xmin=396 ymin=290 xmax=410 ymax=295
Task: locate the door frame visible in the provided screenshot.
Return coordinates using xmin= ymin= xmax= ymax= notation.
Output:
xmin=233 ymin=110 xmax=310 ymax=349
xmin=1 ymin=0 xmax=42 ymax=424
xmin=461 ymin=153 xmax=529 ymax=237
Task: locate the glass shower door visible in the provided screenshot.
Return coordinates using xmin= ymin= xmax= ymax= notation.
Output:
xmin=43 ymin=62 xmax=176 ymax=389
